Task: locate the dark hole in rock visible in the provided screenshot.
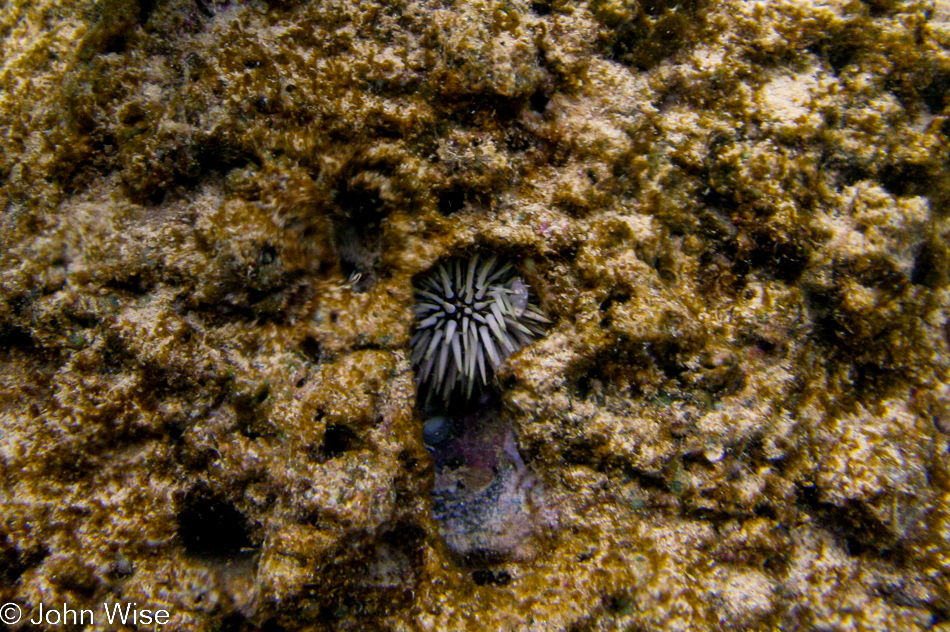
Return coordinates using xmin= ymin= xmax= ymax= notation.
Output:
xmin=107 ymin=270 xmax=153 ymax=295
xmin=252 ymin=95 xmax=273 ymax=114
xmin=333 ymin=179 xmax=386 ymax=292
xmin=922 ymin=71 xmax=950 ymax=114
xmin=754 ymin=504 xmax=778 ymax=519
xmin=258 ymin=619 xmax=288 ymax=632
xmin=147 ymin=187 xmax=166 ymax=206
xmin=912 ymin=240 xmax=948 ymax=288
xmin=605 ymin=591 xmax=634 ymax=613
xmin=0 ymin=324 xmax=35 ymax=349
xmin=438 ymin=187 xmax=467 ymax=216
xmin=653 ymin=340 xmax=689 ymax=381
xmin=640 ymin=0 xmax=697 ymax=15
xmin=317 ymin=604 xmax=340 ymax=625
xmin=472 ymin=569 xmax=512 ymax=586
xmin=574 ymin=374 xmax=593 ymax=399
xmin=119 ymin=102 xmax=146 ymax=126
xmin=382 ymin=521 xmax=428 ymax=568
xmin=163 ymin=415 xmax=188 ymax=441
xmin=398 ymin=448 xmax=419 ymax=471
xmin=808 ymin=39 xmax=861 ymax=75
xmin=177 ymin=488 xmax=252 ymax=557
xmin=195 ymin=0 xmax=215 ymax=17
xmin=853 ymin=361 xmax=908 ymax=401
xmin=796 ymin=484 xmax=896 ymax=556
xmin=569 ymin=338 xmax=663 ymax=399
xmin=846 ymin=253 xmax=907 ymax=293
xmin=531 ymin=0 xmax=553 ymax=15
xmin=447 ymin=93 xmax=525 ymax=126
xmin=234 ymin=385 xmax=273 ymax=439
xmin=101 ymin=31 xmax=129 ymax=54
xmin=598 ymin=291 xmax=630 ymax=312
xmin=879 ymin=161 xmax=933 ymax=197
xmin=0 ymin=543 xmax=47 ymax=585
xmin=845 ymin=534 xmax=869 ymax=556
xmin=828 ymin=158 xmax=870 ymax=189
xmin=529 ymin=90 xmax=550 ymax=113
xmin=756 ymin=338 xmax=778 ymax=355
xmin=219 ymin=612 xmax=250 ymax=632
xmin=300 ymin=336 xmax=323 ymax=363
xmin=599 ymin=291 xmax=631 ymax=327
xmin=506 ymin=122 xmax=533 ymax=152
xmin=260 ymin=245 xmax=277 ymax=266
xmin=322 ymin=424 xmax=359 ymax=459
xmin=138 ymin=0 xmax=159 ymax=23
xmin=193 ymin=141 xmax=260 ymax=183
xmin=748 ymin=230 xmax=810 ymax=283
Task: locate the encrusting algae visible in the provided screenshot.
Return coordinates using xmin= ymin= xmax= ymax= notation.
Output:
xmin=2 ymin=0 xmax=950 ymax=629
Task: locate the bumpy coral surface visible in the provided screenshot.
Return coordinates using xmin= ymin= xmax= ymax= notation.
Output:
xmin=2 ymin=0 xmax=950 ymax=629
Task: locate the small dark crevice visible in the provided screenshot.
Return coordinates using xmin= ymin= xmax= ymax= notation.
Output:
xmin=219 ymin=613 xmax=251 ymax=632
xmin=234 ymin=384 xmax=273 ymax=439
xmin=796 ymin=484 xmax=896 ymax=557
xmin=879 ymin=161 xmax=934 ymax=198
xmin=138 ymin=0 xmax=160 ymax=23
xmin=747 ymin=228 xmax=810 ymax=283
xmin=0 ymin=541 xmax=48 ymax=585
xmin=845 ymin=253 xmax=907 ymax=294
xmin=922 ymin=70 xmax=950 ymax=114
xmin=808 ymin=39 xmax=862 ymax=76
xmin=529 ymin=90 xmax=550 ymax=113
xmin=444 ymin=93 xmax=527 ymax=127
xmin=472 ymin=568 xmax=512 ymax=586
xmin=598 ymin=291 xmax=631 ymax=328
xmin=310 ymin=425 xmax=360 ymax=463
xmin=300 ymin=336 xmax=323 ymax=364
xmin=0 ymin=324 xmax=35 ymax=349
xmin=531 ymin=0 xmax=553 ymax=15
xmin=177 ymin=487 xmax=253 ymax=558
xmin=258 ymin=619 xmax=288 ymax=632
xmin=438 ymin=186 xmax=467 ymax=216
xmin=194 ymin=0 xmax=216 ymax=18
xmin=382 ymin=521 xmax=428 ymax=568
xmin=911 ymin=240 xmax=948 ymax=288
xmin=332 ymin=177 xmax=388 ymax=292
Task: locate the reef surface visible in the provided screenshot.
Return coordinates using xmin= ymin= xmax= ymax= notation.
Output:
xmin=2 ymin=0 xmax=950 ymax=630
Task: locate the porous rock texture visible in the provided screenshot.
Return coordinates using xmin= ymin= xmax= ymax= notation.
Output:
xmin=2 ymin=0 xmax=950 ymax=630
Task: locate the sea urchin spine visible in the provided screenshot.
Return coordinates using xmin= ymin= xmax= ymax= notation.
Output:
xmin=411 ymin=255 xmax=549 ymax=403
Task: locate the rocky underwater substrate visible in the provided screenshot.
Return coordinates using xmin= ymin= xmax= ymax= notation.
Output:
xmin=2 ymin=0 xmax=950 ymax=630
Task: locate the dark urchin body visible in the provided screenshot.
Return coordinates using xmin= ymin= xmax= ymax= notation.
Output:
xmin=411 ymin=255 xmax=548 ymax=403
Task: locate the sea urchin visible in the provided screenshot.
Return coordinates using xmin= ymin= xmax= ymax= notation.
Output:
xmin=410 ymin=255 xmax=549 ymax=403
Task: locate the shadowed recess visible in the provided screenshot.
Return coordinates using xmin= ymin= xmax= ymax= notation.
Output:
xmin=177 ymin=487 xmax=253 ymax=557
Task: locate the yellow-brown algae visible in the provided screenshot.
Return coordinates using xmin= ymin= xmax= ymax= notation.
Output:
xmin=1 ymin=0 xmax=949 ymax=629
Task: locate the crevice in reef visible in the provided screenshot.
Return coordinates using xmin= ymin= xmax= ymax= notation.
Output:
xmin=423 ymin=397 xmax=552 ymax=567
xmin=177 ymin=486 xmax=254 ymax=559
